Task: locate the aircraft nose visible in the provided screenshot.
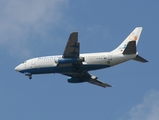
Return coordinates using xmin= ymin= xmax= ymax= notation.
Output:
xmin=15 ymin=66 xmax=20 ymax=71
xmin=15 ymin=64 xmax=23 ymax=72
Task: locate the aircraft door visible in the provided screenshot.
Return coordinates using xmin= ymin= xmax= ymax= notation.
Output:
xmin=31 ymin=59 xmax=36 ymax=65
xmin=24 ymin=63 xmax=26 ymax=69
xmin=23 ymin=60 xmax=27 ymax=69
xmin=31 ymin=58 xmax=37 ymax=68
xmin=108 ymin=53 xmax=112 ymax=60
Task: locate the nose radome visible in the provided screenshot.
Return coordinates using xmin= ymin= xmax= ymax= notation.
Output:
xmin=15 ymin=64 xmax=22 ymax=72
xmin=15 ymin=64 xmax=25 ymax=72
xmin=15 ymin=66 xmax=19 ymax=71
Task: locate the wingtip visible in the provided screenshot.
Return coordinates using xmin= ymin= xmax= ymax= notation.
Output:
xmin=106 ymin=84 xmax=112 ymax=87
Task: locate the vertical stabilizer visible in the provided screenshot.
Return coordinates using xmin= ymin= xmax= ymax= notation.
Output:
xmin=112 ymin=27 xmax=142 ymax=53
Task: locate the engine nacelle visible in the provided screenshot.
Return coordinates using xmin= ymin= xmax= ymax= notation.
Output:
xmin=67 ymin=77 xmax=87 ymax=83
xmin=54 ymin=57 xmax=84 ymax=64
xmin=91 ymin=75 xmax=98 ymax=80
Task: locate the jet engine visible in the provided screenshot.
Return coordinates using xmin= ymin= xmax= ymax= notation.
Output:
xmin=67 ymin=77 xmax=87 ymax=83
xmin=67 ymin=75 xmax=98 ymax=83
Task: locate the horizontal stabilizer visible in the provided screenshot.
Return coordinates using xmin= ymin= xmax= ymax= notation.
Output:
xmin=123 ymin=41 xmax=136 ymax=55
xmin=133 ymin=55 xmax=148 ymax=63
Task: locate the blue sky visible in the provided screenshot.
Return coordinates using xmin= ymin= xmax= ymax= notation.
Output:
xmin=1 ymin=0 xmax=159 ymax=120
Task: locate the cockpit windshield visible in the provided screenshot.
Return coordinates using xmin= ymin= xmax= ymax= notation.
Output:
xmin=23 ymin=60 xmax=27 ymax=63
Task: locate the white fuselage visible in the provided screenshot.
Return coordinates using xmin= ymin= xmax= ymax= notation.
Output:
xmin=15 ymin=52 xmax=136 ymax=75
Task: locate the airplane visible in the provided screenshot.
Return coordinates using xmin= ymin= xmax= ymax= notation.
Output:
xmin=15 ymin=27 xmax=148 ymax=88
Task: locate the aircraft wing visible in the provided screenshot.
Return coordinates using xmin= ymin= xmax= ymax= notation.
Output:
xmin=63 ymin=72 xmax=112 ymax=88
xmin=62 ymin=32 xmax=111 ymax=88
xmin=63 ymin=32 xmax=79 ymax=58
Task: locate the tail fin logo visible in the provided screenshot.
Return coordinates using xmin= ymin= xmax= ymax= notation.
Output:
xmin=129 ymin=33 xmax=138 ymax=41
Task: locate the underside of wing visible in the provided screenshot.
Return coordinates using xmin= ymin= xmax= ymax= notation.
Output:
xmin=88 ymin=78 xmax=112 ymax=88
xmin=63 ymin=72 xmax=112 ymax=88
xmin=63 ymin=32 xmax=79 ymax=58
